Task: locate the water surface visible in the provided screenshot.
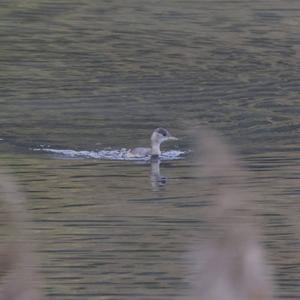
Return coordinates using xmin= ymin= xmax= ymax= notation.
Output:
xmin=0 ymin=0 xmax=300 ymax=299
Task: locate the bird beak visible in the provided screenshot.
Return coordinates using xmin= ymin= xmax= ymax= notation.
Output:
xmin=168 ymin=136 xmax=178 ymax=141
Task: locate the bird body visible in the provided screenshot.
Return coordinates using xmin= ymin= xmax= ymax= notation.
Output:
xmin=126 ymin=147 xmax=151 ymax=158
xmin=127 ymin=128 xmax=177 ymax=158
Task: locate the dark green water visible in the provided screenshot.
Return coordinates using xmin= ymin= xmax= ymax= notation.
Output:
xmin=0 ymin=0 xmax=300 ymax=299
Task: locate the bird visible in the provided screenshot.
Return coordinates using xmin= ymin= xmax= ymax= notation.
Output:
xmin=127 ymin=128 xmax=178 ymax=159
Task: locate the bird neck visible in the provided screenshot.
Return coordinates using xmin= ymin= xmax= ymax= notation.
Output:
xmin=151 ymin=140 xmax=161 ymax=156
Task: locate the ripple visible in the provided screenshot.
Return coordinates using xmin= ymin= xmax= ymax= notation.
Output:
xmin=33 ymin=147 xmax=186 ymax=161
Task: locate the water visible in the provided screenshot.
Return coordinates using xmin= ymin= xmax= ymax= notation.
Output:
xmin=0 ymin=0 xmax=300 ymax=299
xmin=32 ymin=147 xmax=186 ymax=160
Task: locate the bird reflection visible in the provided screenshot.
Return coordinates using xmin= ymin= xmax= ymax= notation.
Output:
xmin=150 ymin=158 xmax=167 ymax=190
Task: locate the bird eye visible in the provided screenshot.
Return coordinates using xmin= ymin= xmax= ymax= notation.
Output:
xmin=157 ymin=128 xmax=167 ymax=136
